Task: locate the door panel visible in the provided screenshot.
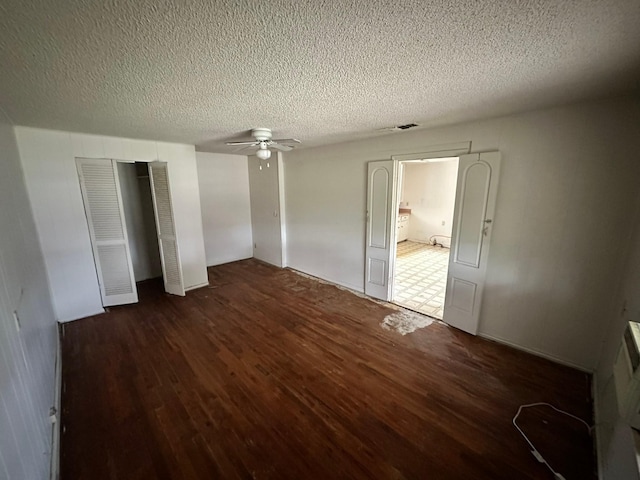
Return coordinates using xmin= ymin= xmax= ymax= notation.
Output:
xmin=365 ymin=160 xmax=395 ymax=300
xmin=370 ymin=167 xmax=390 ymax=248
xmin=444 ymin=152 xmax=500 ymax=335
xmin=454 ymin=162 xmax=492 ymax=267
xmin=77 ymin=158 xmax=138 ymax=306
xmin=368 ymin=258 xmax=386 ymax=286
xmin=450 ymin=278 xmax=477 ymax=312
xmin=148 ymin=162 xmax=185 ymax=296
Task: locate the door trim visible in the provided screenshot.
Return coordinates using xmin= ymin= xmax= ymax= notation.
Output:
xmin=391 ymin=142 xmax=471 ymax=163
xmin=386 ymin=142 xmax=473 ymax=301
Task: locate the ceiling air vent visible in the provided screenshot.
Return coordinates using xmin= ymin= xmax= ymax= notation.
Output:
xmin=376 ymin=123 xmax=420 ymax=134
xmin=395 ymin=123 xmax=419 ymax=130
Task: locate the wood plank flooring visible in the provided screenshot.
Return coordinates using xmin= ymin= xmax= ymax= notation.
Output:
xmin=60 ymin=259 xmax=595 ymax=479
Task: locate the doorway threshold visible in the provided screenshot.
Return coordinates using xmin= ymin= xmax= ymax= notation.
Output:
xmin=391 ymin=302 xmax=442 ymax=322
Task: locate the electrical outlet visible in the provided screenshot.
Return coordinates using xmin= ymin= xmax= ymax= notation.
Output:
xmin=13 ymin=311 xmax=20 ymax=332
xmin=254 ymin=243 xmax=257 ymax=249
xmin=441 ymin=220 xmax=445 ymax=226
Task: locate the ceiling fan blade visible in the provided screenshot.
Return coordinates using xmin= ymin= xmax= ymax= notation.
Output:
xmin=225 ymin=141 xmax=258 ymax=146
xmin=233 ymin=144 xmax=257 ymax=153
xmin=271 ymin=143 xmax=293 ymax=152
xmin=272 ymin=138 xmax=301 ymax=144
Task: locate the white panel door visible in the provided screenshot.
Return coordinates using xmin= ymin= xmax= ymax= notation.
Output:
xmin=443 ymin=152 xmax=501 ymax=334
xmin=148 ymin=162 xmax=185 ymax=296
xmin=365 ymin=160 xmax=396 ymax=300
xmin=76 ymin=158 xmax=138 ymax=307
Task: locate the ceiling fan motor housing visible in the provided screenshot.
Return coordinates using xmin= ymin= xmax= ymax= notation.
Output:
xmin=252 ymin=128 xmax=272 ymax=142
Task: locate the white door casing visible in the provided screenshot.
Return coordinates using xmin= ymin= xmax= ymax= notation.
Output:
xmin=443 ymin=151 xmax=501 ymax=335
xmin=76 ymin=158 xmax=138 ymax=307
xmin=148 ymin=162 xmax=185 ymax=296
xmin=365 ymin=160 xmax=396 ymax=300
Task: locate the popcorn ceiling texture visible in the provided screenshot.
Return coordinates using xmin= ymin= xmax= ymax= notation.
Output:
xmin=0 ymin=0 xmax=639 ymax=152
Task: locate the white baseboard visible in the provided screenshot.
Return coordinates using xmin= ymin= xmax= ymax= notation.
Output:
xmin=477 ymin=332 xmax=593 ymax=373
xmin=286 ymin=267 xmax=364 ymax=293
xmin=58 ymin=307 xmax=105 ymax=323
xmin=185 ymin=281 xmax=210 ymax=292
xmin=50 ymin=323 xmax=62 ymax=480
xmin=207 ymin=254 xmax=253 ymax=268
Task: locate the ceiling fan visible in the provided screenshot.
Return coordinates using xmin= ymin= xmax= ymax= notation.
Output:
xmin=225 ymin=128 xmax=301 ymax=160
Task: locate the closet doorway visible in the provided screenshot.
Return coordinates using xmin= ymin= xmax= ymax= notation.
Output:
xmin=77 ymin=158 xmax=185 ymax=308
xmin=392 ymin=157 xmax=459 ymax=319
xmin=117 ymin=162 xmax=163 ymax=284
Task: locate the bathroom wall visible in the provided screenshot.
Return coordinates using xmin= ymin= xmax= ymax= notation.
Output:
xmin=402 ymin=160 xmax=458 ymax=247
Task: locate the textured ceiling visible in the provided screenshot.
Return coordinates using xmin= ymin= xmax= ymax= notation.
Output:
xmin=1 ymin=0 xmax=639 ymax=153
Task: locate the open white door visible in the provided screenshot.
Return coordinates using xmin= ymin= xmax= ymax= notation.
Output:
xmin=365 ymin=160 xmax=396 ymax=300
xmin=148 ymin=162 xmax=185 ymax=296
xmin=77 ymin=158 xmax=138 ymax=307
xmin=443 ymin=152 xmax=501 ymax=335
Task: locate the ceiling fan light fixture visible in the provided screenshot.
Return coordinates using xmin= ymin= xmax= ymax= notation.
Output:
xmin=256 ymin=147 xmax=271 ymax=160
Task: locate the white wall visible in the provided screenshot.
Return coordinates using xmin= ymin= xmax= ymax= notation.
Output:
xmin=248 ymin=153 xmax=285 ymax=267
xmin=402 ymin=161 xmax=458 ymax=247
xmin=0 ymin=111 xmax=57 ymax=478
xmin=15 ymin=127 xmax=209 ymax=322
xmin=117 ymin=162 xmax=162 ymax=282
xmin=595 ymin=193 xmax=640 ymax=479
xmin=284 ymin=96 xmax=640 ymax=370
xmin=196 ymin=152 xmax=253 ymax=266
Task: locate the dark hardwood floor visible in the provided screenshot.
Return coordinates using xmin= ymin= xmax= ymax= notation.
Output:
xmin=60 ymin=259 xmax=595 ymax=479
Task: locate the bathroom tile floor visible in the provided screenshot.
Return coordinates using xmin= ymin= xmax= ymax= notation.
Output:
xmin=393 ymin=241 xmax=449 ymax=319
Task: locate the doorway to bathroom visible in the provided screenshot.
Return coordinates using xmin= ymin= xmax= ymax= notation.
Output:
xmin=365 ymin=147 xmax=501 ymax=334
xmin=391 ymin=157 xmax=459 ymax=319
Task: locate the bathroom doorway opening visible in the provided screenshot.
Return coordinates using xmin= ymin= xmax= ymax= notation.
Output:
xmin=391 ymin=157 xmax=459 ymax=319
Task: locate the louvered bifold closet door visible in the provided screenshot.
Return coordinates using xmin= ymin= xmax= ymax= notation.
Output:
xmin=77 ymin=158 xmax=138 ymax=306
xmin=148 ymin=162 xmax=185 ymax=296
